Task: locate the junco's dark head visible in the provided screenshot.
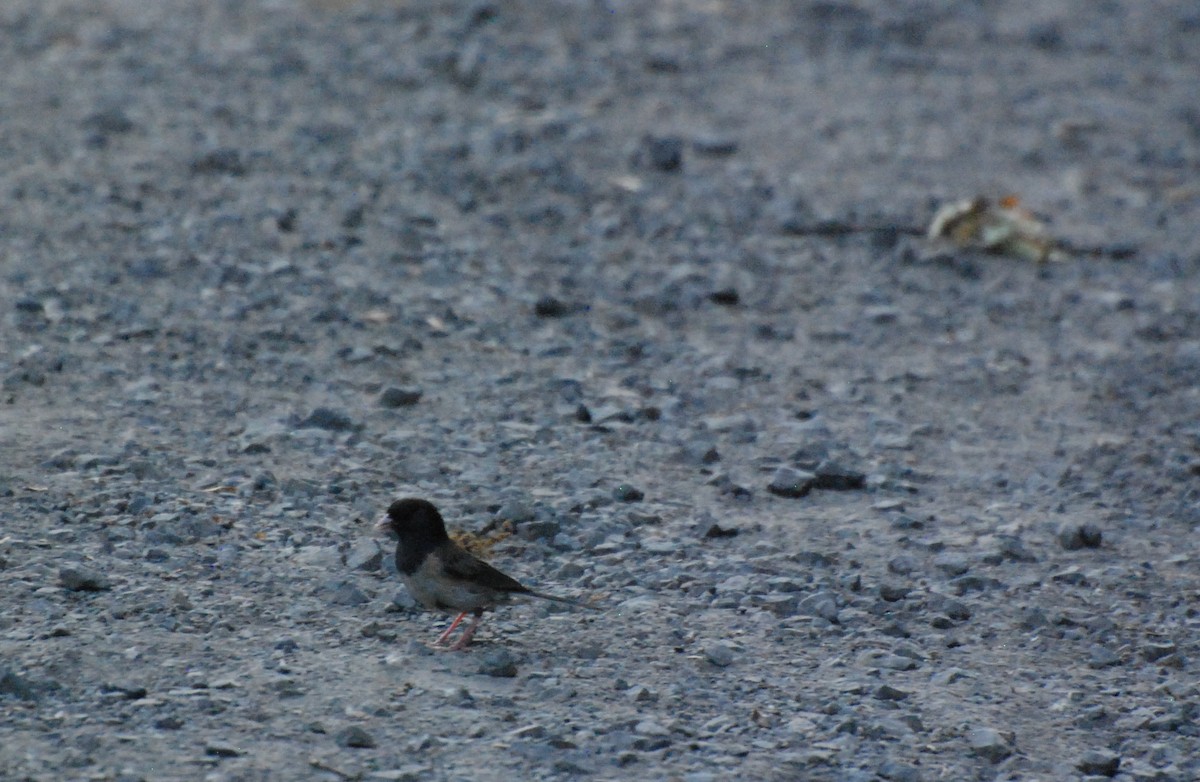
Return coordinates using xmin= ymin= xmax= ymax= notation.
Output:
xmin=374 ymin=497 xmax=450 ymax=546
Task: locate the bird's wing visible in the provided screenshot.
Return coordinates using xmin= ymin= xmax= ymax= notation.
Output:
xmin=440 ymin=544 xmax=531 ymax=595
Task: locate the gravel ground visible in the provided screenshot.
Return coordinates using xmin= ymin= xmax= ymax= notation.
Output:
xmin=2 ymin=1 xmax=1199 ymax=780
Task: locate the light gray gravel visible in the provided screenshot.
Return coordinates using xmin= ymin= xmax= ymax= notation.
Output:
xmin=2 ymin=1 xmax=1200 ymax=780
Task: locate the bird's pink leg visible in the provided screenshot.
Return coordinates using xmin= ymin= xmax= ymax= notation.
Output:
xmin=446 ymin=613 xmax=484 ymax=651
xmin=433 ymin=612 xmax=467 ymax=646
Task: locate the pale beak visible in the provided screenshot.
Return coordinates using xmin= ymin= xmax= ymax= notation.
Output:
xmin=373 ymin=513 xmax=394 ymax=536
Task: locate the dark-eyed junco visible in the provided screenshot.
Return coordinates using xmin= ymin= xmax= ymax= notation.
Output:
xmin=374 ymin=497 xmax=590 ymax=650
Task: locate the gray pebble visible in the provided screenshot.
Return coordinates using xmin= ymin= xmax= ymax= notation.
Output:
xmin=968 ymin=727 xmax=1012 ymax=763
xmin=1058 ymin=523 xmax=1103 ymax=550
xmin=879 ymin=583 xmax=910 ymax=602
xmin=995 ymin=535 xmax=1037 ymax=562
xmin=495 ymin=500 xmax=535 ymax=523
xmin=1142 ymin=641 xmax=1177 ymax=662
xmin=640 ymin=134 xmax=684 ymax=172
xmin=336 ymin=726 xmax=377 ymax=748
xmin=322 ymin=580 xmax=370 ymax=606
xmin=298 ymin=407 xmax=357 ymax=431
xmin=478 ymin=649 xmax=519 ymax=678
xmin=380 ymin=387 xmax=422 ymax=408
xmin=1077 ymin=749 xmax=1120 ymax=777
xmin=878 ymin=760 xmax=922 ymax=782
xmin=0 ymin=668 xmax=46 ymax=701
xmin=874 ymin=685 xmax=910 ymax=701
xmin=755 ymin=593 xmax=799 ymax=616
xmin=59 ymin=567 xmax=112 ymax=592
xmin=797 ymin=591 xmax=840 ymax=623
xmin=347 ymin=538 xmax=382 ymax=571
xmin=612 ymin=484 xmax=644 ymax=502
xmin=1088 ymin=645 xmax=1122 ymax=668
xmin=889 ymin=514 xmax=923 ymax=530
xmin=812 ymin=460 xmax=866 ymax=490
xmin=767 ymin=467 xmax=815 ymax=498
xmin=205 ymin=743 xmax=242 ymax=758
xmin=878 ymin=654 xmax=918 ymax=671
xmin=704 ymin=642 xmax=736 ymax=667
xmin=932 ymin=553 xmax=969 ymax=577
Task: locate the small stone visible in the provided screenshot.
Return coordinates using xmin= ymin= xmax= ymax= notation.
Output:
xmin=797 ymin=592 xmax=840 ymax=623
xmin=877 ymin=654 xmax=918 ymax=671
xmin=347 ymin=539 xmax=383 ymax=572
xmin=1058 ymin=523 xmax=1103 ymax=550
xmin=1142 ymin=641 xmax=1177 ymax=662
xmin=878 ymin=760 xmax=921 ymax=782
xmin=874 ymin=685 xmax=910 ymax=701
xmin=889 ymin=514 xmax=923 ymax=530
xmin=533 ymin=296 xmax=571 ymax=317
xmin=612 ymin=484 xmax=644 ymax=502
xmin=968 ymin=727 xmax=1012 ymax=763
xmin=295 ymin=545 xmax=344 ymax=569
xmin=1077 ymin=749 xmax=1121 ymax=777
xmin=887 ymin=555 xmax=919 ymax=575
xmin=322 ymin=580 xmax=370 ymax=606
xmin=703 ymin=523 xmax=738 ymax=539
xmin=879 ymin=584 xmax=910 ymax=602
xmin=495 ymin=500 xmax=536 ymax=523
xmin=704 ymin=642 xmax=735 ymax=668
xmin=59 ymin=567 xmax=112 ymax=592
xmin=155 ymin=716 xmax=184 ymax=730
xmin=755 ymin=593 xmax=799 ymax=616
xmin=336 ymin=726 xmax=377 ymax=749
xmin=641 ymin=135 xmax=684 ymax=172
xmin=380 ymin=387 xmax=422 ymax=408
xmin=101 ymin=683 xmax=148 ymax=700
xmin=205 ymin=743 xmax=242 ymax=758
xmin=192 ymin=149 xmax=246 ymax=176
xmin=635 ymin=720 xmax=670 ymax=737
xmin=950 ymin=575 xmax=1003 ymax=595
xmin=812 ymin=461 xmax=866 ymax=491
xmin=709 ymin=289 xmax=739 ymax=306
xmin=767 ymin=467 xmax=815 ymax=498
xmin=996 ymin=535 xmax=1037 ymax=562
xmin=478 ymin=649 xmax=518 ymax=678
xmin=933 ymin=553 xmax=969 ymax=577
xmin=1088 ymin=645 xmax=1122 ymax=668
xmin=0 ymin=668 xmax=41 ymax=700
xmin=929 ymin=595 xmax=971 ymax=622
xmin=298 ymin=407 xmax=357 ymax=431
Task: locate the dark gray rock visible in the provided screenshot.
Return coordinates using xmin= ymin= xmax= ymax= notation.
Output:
xmin=1077 ymin=749 xmax=1120 ymax=777
xmin=59 ymin=567 xmax=112 ymax=592
xmin=612 ymin=484 xmax=644 ymax=502
xmin=335 ymin=726 xmax=377 ymax=749
xmin=0 ymin=668 xmax=46 ymax=701
xmin=380 ymin=387 xmax=423 ymax=407
xmin=639 ymin=135 xmax=684 ymax=172
xmin=812 ymin=460 xmax=866 ymax=490
xmin=478 ymin=649 xmax=519 ymax=678
xmin=1059 ymin=523 xmax=1103 ymax=550
xmin=298 ymin=407 xmax=357 ymax=431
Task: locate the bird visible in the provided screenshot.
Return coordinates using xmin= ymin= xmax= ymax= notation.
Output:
xmin=374 ymin=497 xmax=591 ymax=650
